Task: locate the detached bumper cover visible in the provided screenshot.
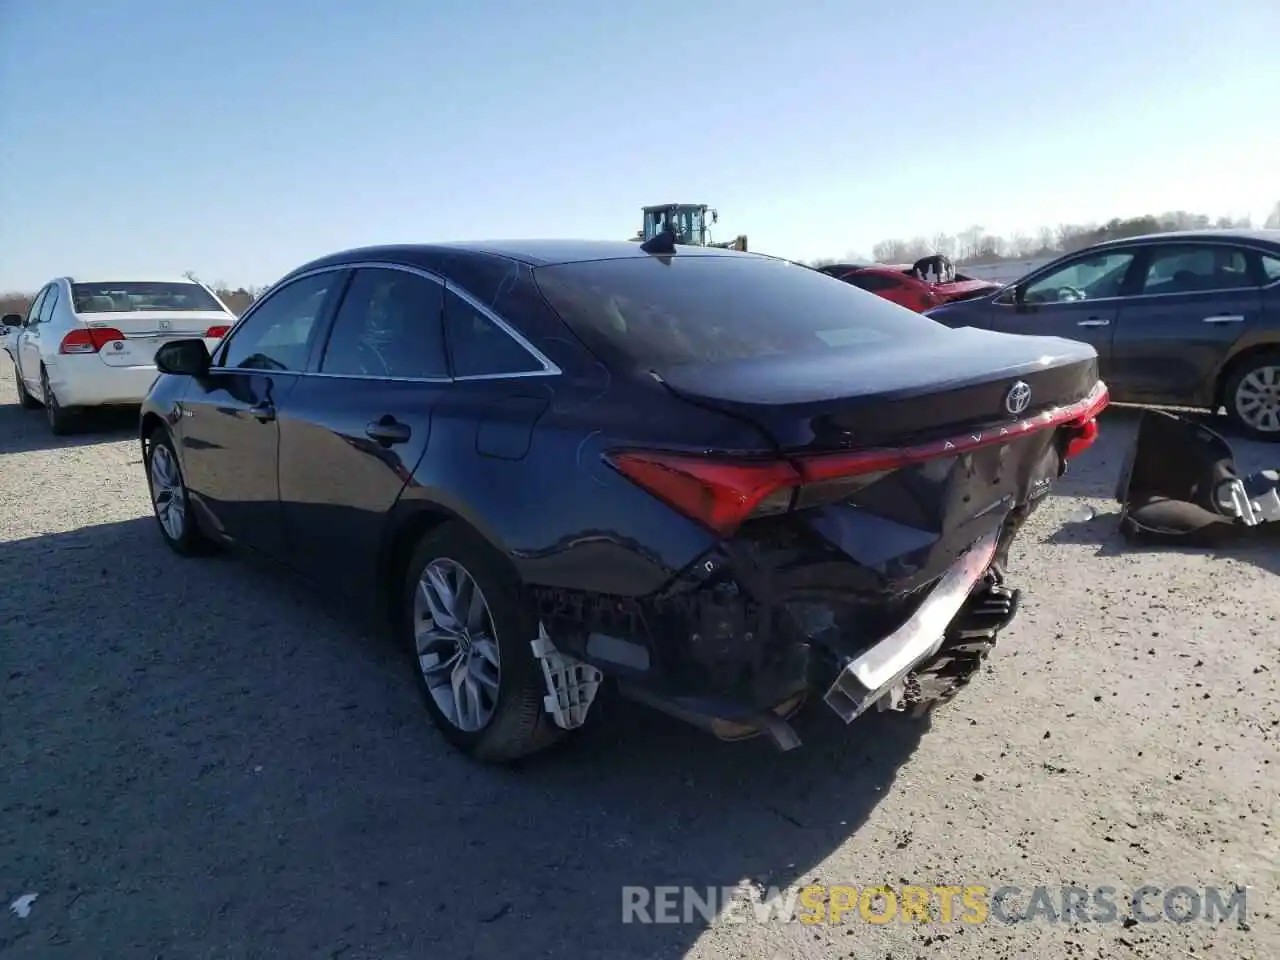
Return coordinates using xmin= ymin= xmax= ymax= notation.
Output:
xmin=823 ymin=527 xmax=1000 ymax=723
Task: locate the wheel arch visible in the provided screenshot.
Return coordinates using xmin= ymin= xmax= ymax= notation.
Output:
xmin=1213 ymin=344 xmax=1280 ymax=410
xmin=140 ymin=410 xmax=167 ymax=441
xmin=375 ymin=499 xmax=517 ymax=622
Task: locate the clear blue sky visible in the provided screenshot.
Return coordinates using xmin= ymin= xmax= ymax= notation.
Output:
xmin=1 ymin=0 xmax=1276 ymax=292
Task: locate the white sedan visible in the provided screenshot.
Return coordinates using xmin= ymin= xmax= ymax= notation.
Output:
xmin=2 ymin=276 xmax=238 ymax=434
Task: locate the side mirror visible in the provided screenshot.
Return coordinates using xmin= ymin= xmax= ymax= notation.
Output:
xmin=155 ymin=338 xmax=211 ymax=377
xmin=2 ymin=314 xmax=22 ymax=328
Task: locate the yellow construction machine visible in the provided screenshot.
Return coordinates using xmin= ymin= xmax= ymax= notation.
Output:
xmin=630 ymin=203 xmax=747 ymax=251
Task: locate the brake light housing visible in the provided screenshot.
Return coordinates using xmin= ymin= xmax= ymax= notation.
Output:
xmin=607 ymin=381 xmax=1110 ymax=536
xmin=607 ymin=453 xmax=800 ymax=536
xmin=1062 ymin=416 xmax=1100 ymax=460
xmin=59 ymin=327 xmax=124 ymax=354
xmin=205 ymin=325 xmax=231 ymax=338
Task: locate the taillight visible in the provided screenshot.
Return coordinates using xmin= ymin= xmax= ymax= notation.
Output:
xmin=60 ymin=327 xmax=124 ymax=354
xmin=606 ymin=452 xmax=800 ymax=536
xmin=1062 ymin=417 xmax=1100 ymax=459
xmin=607 ymin=382 xmax=1111 ymax=536
xmin=205 ymin=325 xmax=231 ymax=338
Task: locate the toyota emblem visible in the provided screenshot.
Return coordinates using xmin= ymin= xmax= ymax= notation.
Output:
xmin=1004 ymin=381 xmax=1032 ymax=416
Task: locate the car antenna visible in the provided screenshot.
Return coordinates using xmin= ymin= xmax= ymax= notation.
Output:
xmin=640 ymin=225 xmax=678 ymax=255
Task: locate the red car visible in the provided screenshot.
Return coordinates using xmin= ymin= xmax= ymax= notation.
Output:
xmin=818 ymin=258 xmax=1001 ymax=313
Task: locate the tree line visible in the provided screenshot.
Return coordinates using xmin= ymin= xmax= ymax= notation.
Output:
xmin=4 ymin=203 xmax=1277 ymax=316
xmin=810 ymin=202 xmax=1280 ymax=269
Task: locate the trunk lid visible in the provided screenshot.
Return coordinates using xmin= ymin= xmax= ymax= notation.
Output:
xmin=656 ymin=327 xmax=1101 ymax=596
xmin=655 ymin=326 xmax=1099 ymax=449
xmin=81 ymin=311 xmax=232 ymax=367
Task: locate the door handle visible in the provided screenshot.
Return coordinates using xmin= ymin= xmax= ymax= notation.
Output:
xmin=1077 ymin=318 xmax=1110 ymax=327
xmin=249 ymin=400 xmax=275 ymax=423
xmin=366 ymin=416 xmax=411 ymax=445
xmin=1202 ymin=314 xmax=1245 ymax=324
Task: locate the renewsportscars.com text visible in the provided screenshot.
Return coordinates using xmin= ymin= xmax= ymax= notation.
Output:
xmin=621 ymin=883 xmax=1250 ymax=926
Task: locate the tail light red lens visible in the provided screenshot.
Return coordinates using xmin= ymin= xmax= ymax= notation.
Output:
xmin=59 ymin=327 xmax=124 ymax=354
xmin=204 ymin=325 xmax=231 ymax=338
xmin=1062 ymin=417 xmax=1100 ymax=460
xmin=607 ymin=382 xmax=1111 ymax=536
xmin=606 ymin=453 xmax=801 ymax=536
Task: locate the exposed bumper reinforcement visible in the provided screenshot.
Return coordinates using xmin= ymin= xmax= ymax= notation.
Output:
xmin=823 ymin=528 xmax=1001 ymax=723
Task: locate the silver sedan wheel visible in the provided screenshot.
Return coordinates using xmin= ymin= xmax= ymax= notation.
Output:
xmin=1235 ymin=366 xmax=1280 ymax=433
xmin=413 ymin=558 xmax=502 ymax=732
xmin=150 ymin=444 xmax=187 ymax=540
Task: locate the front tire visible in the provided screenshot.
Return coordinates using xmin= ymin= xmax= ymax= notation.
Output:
xmin=13 ymin=361 xmax=38 ymax=410
xmin=401 ymin=522 xmax=564 ymax=763
xmin=1224 ymin=353 xmax=1280 ymax=441
xmin=40 ymin=366 xmax=75 ymax=435
xmin=145 ymin=428 xmax=216 ymax=556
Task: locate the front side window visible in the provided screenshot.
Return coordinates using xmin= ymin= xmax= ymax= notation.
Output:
xmin=444 ymin=289 xmax=544 ymax=378
xmin=320 ymin=268 xmax=448 ymax=379
xmin=1022 ymin=251 xmax=1138 ymax=305
xmin=219 ymin=272 xmax=338 ymax=371
xmin=534 ymin=255 xmax=942 ymax=369
xmin=71 ymin=281 xmax=225 ymax=313
xmin=1140 ymin=244 xmax=1252 ymax=295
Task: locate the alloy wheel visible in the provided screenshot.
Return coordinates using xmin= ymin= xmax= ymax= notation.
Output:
xmin=413 ymin=558 xmax=502 ymax=732
xmin=42 ymin=371 xmax=59 ymax=427
xmin=1234 ymin=366 xmax=1280 ymax=434
xmin=149 ymin=443 xmax=187 ymax=540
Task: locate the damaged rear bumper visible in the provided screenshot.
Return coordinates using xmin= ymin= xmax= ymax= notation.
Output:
xmin=822 ymin=528 xmax=999 ymax=723
xmin=534 ymin=518 xmax=1025 ymax=749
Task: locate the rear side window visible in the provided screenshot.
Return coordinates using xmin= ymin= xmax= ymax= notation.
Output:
xmin=320 ymin=268 xmax=448 ymax=379
xmin=1140 ymin=245 xmax=1253 ymax=294
xmin=38 ymin=285 xmax=59 ymax=323
xmin=25 ymin=287 xmax=49 ymax=325
xmin=533 ymin=256 xmax=939 ymax=368
xmin=1261 ymin=253 xmax=1280 ymax=283
xmin=444 ymin=288 xmax=544 ymax=378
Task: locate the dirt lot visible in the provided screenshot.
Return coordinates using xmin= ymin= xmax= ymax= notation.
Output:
xmin=1 ymin=367 xmax=1277 ymax=960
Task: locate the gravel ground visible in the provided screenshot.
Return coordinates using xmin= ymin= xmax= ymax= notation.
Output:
xmin=1 ymin=366 xmax=1278 ymax=960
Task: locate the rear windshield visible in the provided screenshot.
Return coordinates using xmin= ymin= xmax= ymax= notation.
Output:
xmin=533 ymin=256 xmax=945 ymax=368
xmin=72 ymin=282 xmax=224 ymax=314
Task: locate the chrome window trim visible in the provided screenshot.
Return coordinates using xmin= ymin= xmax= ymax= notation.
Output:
xmin=206 ymin=259 xmax=562 ymax=382
xmin=443 ymin=280 xmax=562 ymax=379
xmin=995 ymin=240 xmax=1280 ymax=308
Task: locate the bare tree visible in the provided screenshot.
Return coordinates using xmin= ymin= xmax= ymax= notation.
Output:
xmin=1266 ymin=202 xmax=1280 ymax=230
xmin=931 ymin=233 xmax=957 ymax=259
xmin=859 ymin=208 xmax=1264 ymax=266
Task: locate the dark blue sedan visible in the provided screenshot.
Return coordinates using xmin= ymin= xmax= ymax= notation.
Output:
xmin=138 ymin=240 xmax=1106 ymax=763
xmin=924 ymin=229 xmax=1280 ymax=439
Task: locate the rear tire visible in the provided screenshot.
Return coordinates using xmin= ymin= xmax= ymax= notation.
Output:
xmin=401 ymin=521 xmax=564 ymax=763
xmin=144 ymin=427 xmax=217 ymax=556
xmin=40 ymin=366 xmax=76 ymax=435
xmin=1223 ymin=352 xmax=1280 ymax=441
xmin=13 ymin=361 xmax=38 ymax=410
